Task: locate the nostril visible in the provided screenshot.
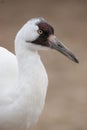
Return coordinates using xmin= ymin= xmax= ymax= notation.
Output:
xmin=57 ymin=44 xmax=63 ymax=48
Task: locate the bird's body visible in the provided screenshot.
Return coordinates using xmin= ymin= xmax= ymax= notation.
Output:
xmin=0 ymin=18 xmax=78 ymax=130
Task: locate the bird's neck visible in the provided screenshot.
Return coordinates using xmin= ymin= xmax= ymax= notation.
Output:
xmin=14 ymin=40 xmax=48 ymax=98
xmin=15 ymin=47 xmax=42 ymax=95
xmin=13 ymin=41 xmax=48 ymax=120
xmin=15 ymin=39 xmax=45 ymax=81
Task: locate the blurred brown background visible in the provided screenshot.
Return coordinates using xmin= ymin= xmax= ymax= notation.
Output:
xmin=0 ymin=0 xmax=87 ymax=130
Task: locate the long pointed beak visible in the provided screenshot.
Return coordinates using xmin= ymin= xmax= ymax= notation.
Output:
xmin=48 ymin=35 xmax=79 ymax=63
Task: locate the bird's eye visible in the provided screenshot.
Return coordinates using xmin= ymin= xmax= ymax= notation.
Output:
xmin=37 ymin=29 xmax=43 ymax=35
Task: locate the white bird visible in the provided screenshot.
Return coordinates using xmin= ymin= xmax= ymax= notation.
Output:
xmin=0 ymin=17 xmax=79 ymax=130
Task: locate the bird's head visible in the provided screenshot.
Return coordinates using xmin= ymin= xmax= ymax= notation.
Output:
xmin=15 ymin=17 xmax=79 ymax=63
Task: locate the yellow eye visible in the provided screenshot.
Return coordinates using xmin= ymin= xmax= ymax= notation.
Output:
xmin=38 ymin=29 xmax=43 ymax=35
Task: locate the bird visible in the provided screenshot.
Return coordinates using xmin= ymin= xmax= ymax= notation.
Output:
xmin=0 ymin=17 xmax=79 ymax=130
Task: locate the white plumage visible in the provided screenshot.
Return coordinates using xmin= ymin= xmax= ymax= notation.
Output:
xmin=0 ymin=17 xmax=78 ymax=130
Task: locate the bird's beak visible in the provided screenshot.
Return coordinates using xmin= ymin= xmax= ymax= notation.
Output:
xmin=48 ymin=35 xmax=79 ymax=63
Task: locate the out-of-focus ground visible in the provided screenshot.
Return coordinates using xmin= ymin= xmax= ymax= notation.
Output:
xmin=0 ymin=0 xmax=87 ymax=130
